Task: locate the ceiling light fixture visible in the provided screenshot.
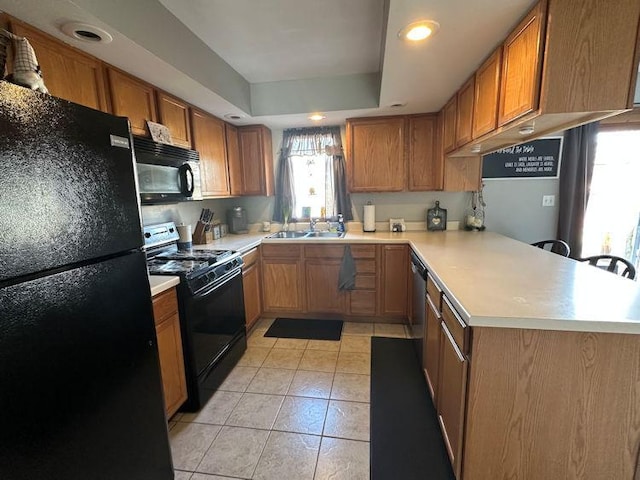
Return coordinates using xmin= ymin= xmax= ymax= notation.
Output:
xmin=61 ymin=22 xmax=112 ymax=44
xmin=224 ymin=113 xmax=245 ymax=120
xmin=389 ymin=101 xmax=407 ymax=108
xmin=308 ymin=114 xmax=326 ymax=121
xmin=398 ymin=20 xmax=440 ymax=42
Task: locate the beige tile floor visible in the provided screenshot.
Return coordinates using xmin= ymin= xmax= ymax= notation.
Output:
xmin=169 ymin=319 xmax=409 ymax=480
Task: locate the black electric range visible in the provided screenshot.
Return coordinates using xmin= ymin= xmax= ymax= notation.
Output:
xmin=144 ymin=222 xmax=247 ymax=411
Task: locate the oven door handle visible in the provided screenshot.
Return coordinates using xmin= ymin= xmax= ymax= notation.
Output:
xmin=193 ymin=268 xmax=241 ymax=298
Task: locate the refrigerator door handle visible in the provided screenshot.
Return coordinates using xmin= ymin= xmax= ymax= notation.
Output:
xmin=179 ymin=163 xmax=195 ymax=197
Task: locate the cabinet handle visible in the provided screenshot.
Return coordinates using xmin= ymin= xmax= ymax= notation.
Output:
xmin=441 ymin=320 xmax=465 ymax=363
xmin=426 ymin=294 xmax=442 ymax=319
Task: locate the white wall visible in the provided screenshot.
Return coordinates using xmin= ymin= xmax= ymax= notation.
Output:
xmin=482 ymin=178 xmax=559 ymax=243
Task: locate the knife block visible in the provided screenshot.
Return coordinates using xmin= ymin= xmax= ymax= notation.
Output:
xmin=192 ymin=221 xmax=209 ymax=244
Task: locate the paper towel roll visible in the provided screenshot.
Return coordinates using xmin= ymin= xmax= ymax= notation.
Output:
xmin=363 ymin=204 xmax=376 ymax=232
xmin=177 ymin=224 xmax=192 ymax=250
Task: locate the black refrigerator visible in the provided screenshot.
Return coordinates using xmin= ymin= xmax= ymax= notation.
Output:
xmin=0 ymin=82 xmax=174 ymax=479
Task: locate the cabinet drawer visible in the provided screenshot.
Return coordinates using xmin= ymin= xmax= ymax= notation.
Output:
xmin=262 ymin=244 xmax=301 ymax=258
xmin=354 ymin=274 xmax=376 ymax=290
xmin=442 ymin=296 xmax=468 ymax=353
xmin=350 ymin=245 xmax=376 ymax=258
xmin=152 ymin=288 xmax=178 ymax=324
xmin=426 ymin=273 xmax=442 ymax=311
xmin=305 ymin=245 xmax=345 ymax=259
xmin=242 ymin=248 xmax=260 ymax=267
xmin=349 ymin=290 xmax=377 ymax=315
xmin=355 ymin=259 xmax=376 ymax=274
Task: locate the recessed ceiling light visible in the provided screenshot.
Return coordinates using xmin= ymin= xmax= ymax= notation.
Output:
xmin=398 ymin=20 xmax=440 ymax=42
xmin=224 ymin=113 xmax=246 ymax=120
xmin=61 ymin=22 xmax=113 ymax=44
xmin=308 ymin=114 xmax=326 ymax=121
xmin=390 ymin=102 xmax=407 ymax=108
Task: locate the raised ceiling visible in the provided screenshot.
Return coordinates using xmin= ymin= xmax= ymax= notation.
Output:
xmin=0 ymin=0 xmax=536 ymax=129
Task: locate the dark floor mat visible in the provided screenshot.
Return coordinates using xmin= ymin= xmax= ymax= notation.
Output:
xmin=371 ymin=337 xmax=455 ymax=480
xmin=264 ymin=318 xmax=343 ymax=341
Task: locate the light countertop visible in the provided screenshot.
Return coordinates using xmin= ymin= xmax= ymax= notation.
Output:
xmin=148 ymin=229 xmax=640 ymax=334
xmin=148 ymin=275 xmax=180 ymax=297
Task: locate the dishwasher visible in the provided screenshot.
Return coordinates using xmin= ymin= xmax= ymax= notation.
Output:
xmin=410 ymin=250 xmax=428 ymax=364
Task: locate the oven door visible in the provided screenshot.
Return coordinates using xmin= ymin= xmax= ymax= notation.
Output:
xmin=180 ymin=269 xmax=246 ymax=409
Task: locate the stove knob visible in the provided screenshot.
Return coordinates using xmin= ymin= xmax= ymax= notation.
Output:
xmin=225 ymin=263 xmax=231 ymax=271
xmin=144 ymin=232 xmax=151 ymax=238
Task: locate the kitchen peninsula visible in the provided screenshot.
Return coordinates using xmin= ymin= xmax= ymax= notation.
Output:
xmin=152 ymin=230 xmax=640 ymax=479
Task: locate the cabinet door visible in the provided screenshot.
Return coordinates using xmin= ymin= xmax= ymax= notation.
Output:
xmin=157 ymin=91 xmax=192 ymax=148
xmin=155 ymin=313 xmax=188 ymax=418
xmin=347 ymin=117 xmax=405 ymax=192
xmin=380 ymin=245 xmax=409 ymax=316
xmin=437 ymin=321 xmax=468 ymax=480
xmin=498 ymin=2 xmax=545 ymax=127
xmin=305 ymin=259 xmax=346 ymax=314
xmin=442 ymin=97 xmax=458 ymax=154
xmin=473 ymin=49 xmax=502 ymax=139
xmin=238 ymin=126 xmax=266 ymax=195
xmin=107 ymin=69 xmax=158 ymax=136
xmin=226 ymin=123 xmax=243 ymax=196
xmin=10 ymin=22 xmax=109 ymax=112
xmin=243 ymin=262 xmax=262 ymax=331
xmin=456 ymin=77 xmax=475 ymax=148
xmin=191 ymin=109 xmax=230 ymax=197
xmin=424 ymin=294 xmax=441 ymax=405
xmin=408 ymin=115 xmax=442 ymax=191
xmin=444 ymin=156 xmax=482 ymax=192
xmin=262 ymin=259 xmax=303 ymax=312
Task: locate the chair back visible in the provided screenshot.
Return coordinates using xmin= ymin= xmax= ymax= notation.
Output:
xmin=576 ymin=255 xmax=636 ymax=280
xmin=531 ymin=240 xmax=570 ymax=257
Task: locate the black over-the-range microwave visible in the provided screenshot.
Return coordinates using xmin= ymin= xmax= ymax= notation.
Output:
xmin=133 ymin=136 xmax=202 ymax=204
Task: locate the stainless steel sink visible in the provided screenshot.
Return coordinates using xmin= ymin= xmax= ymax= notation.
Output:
xmin=266 ymin=230 xmax=346 ymax=239
xmin=304 ymin=231 xmax=346 ymax=238
xmin=267 ymin=231 xmax=309 ymax=238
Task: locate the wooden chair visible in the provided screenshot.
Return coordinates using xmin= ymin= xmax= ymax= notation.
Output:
xmin=576 ymin=255 xmax=636 ymax=280
xmin=531 ymin=239 xmax=571 ymax=257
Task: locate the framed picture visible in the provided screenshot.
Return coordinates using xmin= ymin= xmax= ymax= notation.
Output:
xmin=146 ymin=121 xmax=173 ymax=145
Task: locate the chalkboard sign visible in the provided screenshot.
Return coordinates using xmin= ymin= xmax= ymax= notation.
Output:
xmin=482 ymin=137 xmax=563 ymax=179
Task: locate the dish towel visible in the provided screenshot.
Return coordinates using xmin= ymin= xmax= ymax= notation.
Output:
xmin=338 ymin=245 xmax=356 ymax=290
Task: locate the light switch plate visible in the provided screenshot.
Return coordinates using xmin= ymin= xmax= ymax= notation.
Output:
xmin=542 ymin=195 xmax=555 ymax=207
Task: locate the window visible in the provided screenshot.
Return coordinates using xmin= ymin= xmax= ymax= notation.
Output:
xmin=582 ymin=129 xmax=640 ymax=267
xmin=274 ymin=127 xmax=352 ymax=223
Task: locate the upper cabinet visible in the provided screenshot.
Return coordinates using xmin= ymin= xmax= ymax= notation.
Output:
xmin=225 ymin=123 xmax=243 ymax=196
xmin=346 ymin=116 xmax=406 ymax=192
xmin=238 ymin=125 xmax=274 ymax=196
xmin=191 ymin=109 xmax=230 ymax=197
xmin=408 ymin=114 xmax=442 ymax=191
xmin=107 ymin=68 xmax=158 ymax=137
xmin=8 ymin=21 xmax=109 ymax=112
xmin=497 ymin=1 xmax=545 ymax=127
xmin=156 ymin=91 xmax=192 ymax=149
xmin=473 ymin=48 xmax=502 ymax=139
xmin=443 ymin=0 xmax=640 ymax=156
xmin=442 ymin=96 xmax=458 ymax=154
xmin=455 ymin=77 xmax=475 ymax=148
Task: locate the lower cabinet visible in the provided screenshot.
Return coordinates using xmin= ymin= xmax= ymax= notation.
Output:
xmin=242 ymin=248 xmax=262 ymax=331
xmin=152 ymin=288 xmax=187 ymax=418
xmin=380 ymin=245 xmax=409 ymax=316
xmin=261 ymin=245 xmax=303 ymax=313
xmin=305 ymin=259 xmax=346 ymax=313
xmin=424 ymin=292 xmax=441 ymax=404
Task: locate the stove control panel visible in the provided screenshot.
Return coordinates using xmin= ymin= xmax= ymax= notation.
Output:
xmin=143 ymin=222 xmax=180 ymax=248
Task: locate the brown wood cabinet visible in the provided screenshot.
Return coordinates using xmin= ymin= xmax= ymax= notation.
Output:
xmin=305 ymin=259 xmax=346 ymax=314
xmin=238 ymin=125 xmax=274 ymax=196
xmin=497 ymin=1 xmax=546 ymax=127
xmin=424 ymin=280 xmax=442 ymax=404
xmin=156 ymin=91 xmax=192 ymax=148
xmin=191 ymin=108 xmax=230 ymax=197
xmin=346 ymin=117 xmax=406 ymax=192
xmin=107 ymin=68 xmax=158 ymax=136
xmin=152 ymin=288 xmax=187 ymax=418
xmin=472 ymin=49 xmax=502 ymax=139
xmin=242 ymin=248 xmax=262 ymax=331
xmin=9 ymin=21 xmax=109 ymax=112
xmin=408 ymin=114 xmax=442 ymax=191
xmin=261 ymin=245 xmax=303 ymax=312
xmin=444 ymin=156 xmax=482 ymax=192
xmin=225 ymin=123 xmax=243 ymax=196
xmin=455 ymin=77 xmax=475 ymax=148
xmin=380 ymin=245 xmax=409 ymax=317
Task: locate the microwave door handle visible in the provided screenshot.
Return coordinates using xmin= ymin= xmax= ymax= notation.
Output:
xmin=179 ymin=163 xmax=194 ymax=197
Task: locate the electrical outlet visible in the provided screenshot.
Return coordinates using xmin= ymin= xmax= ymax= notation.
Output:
xmin=542 ymin=195 xmax=555 ymax=207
